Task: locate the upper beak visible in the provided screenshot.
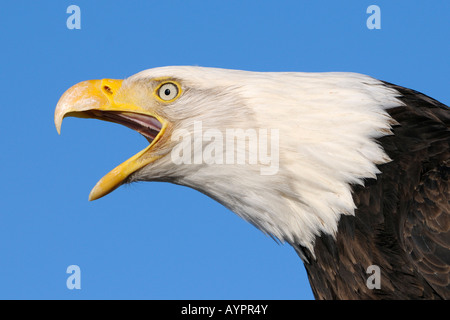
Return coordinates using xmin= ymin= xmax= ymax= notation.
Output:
xmin=55 ymin=79 xmax=166 ymax=200
xmin=55 ymin=79 xmax=112 ymax=134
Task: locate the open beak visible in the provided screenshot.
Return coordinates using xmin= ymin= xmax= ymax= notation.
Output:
xmin=55 ymin=79 xmax=167 ymax=200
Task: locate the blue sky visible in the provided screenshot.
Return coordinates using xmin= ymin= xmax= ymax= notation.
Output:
xmin=0 ymin=1 xmax=449 ymax=299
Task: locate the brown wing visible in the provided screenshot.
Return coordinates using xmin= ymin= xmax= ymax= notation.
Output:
xmin=403 ymin=160 xmax=450 ymax=299
xmin=383 ymin=82 xmax=450 ymax=299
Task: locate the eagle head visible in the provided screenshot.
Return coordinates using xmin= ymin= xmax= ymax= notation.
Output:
xmin=55 ymin=66 xmax=400 ymax=252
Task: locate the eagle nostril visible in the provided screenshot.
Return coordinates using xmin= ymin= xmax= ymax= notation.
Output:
xmin=103 ymin=85 xmax=113 ymax=95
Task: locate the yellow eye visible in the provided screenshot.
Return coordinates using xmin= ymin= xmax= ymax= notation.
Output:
xmin=157 ymin=82 xmax=179 ymax=101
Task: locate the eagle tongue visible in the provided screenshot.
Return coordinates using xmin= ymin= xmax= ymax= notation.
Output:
xmin=99 ymin=111 xmax=162 ymax=142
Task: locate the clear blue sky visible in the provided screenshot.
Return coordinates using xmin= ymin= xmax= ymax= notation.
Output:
xmin=0 ymin=1 xmax=449 ymax=299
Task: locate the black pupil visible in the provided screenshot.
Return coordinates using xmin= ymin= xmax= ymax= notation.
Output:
xmin=164 ymin=88 xmax=171 ymax=96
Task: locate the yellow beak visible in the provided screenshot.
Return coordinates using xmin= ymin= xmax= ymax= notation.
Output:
xmin=55 ymin=79 xmax=167 ymax=201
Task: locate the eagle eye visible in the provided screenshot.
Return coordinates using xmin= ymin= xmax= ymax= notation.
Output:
xmin=157 ymin=82 xmax=179 ymax=101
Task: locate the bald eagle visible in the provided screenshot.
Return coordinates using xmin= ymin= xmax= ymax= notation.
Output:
xmin=55 ymin=66 xmax=450 ymax=299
